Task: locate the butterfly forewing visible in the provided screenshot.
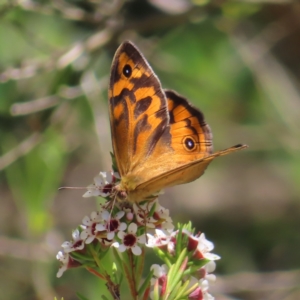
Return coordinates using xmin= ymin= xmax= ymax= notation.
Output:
xmin=109 ymin=42 xmax=169 ymax=176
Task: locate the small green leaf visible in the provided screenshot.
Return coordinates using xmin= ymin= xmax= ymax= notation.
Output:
xmin=152 ymin=279 xmax=160 ymax=300
xmin=166 ymin=250 xmax=187 ymax=292
xmin=76 ymin=292 xmax=90 ymax=300
xmin=173 ymin=279 xmax=190 ymax=300
xmin=138 ymin=268 xmax=154 ymax=297
xmin=110 ymin=152 xmax=118 ymax=173
xmin=134 ymin=246 xmax=145 ymax=286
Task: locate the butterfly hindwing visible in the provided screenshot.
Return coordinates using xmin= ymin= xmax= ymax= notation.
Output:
xmin=166 ymin=90 xmax=213 ymax=159
xmin=133 ymin=91 xmax=247 ymax=201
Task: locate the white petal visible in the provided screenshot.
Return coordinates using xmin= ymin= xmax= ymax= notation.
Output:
xmin=56 ymin=251 xmax=65 ymax=261
xmin=90 ymin=211 xmax=98 ymax=220
xmin=128 ymin=223 xmax=137 ymax=234
xmin=118 ymin=244 xmax=126 ymax=252
xmin=150 ymin=264 xmax=162 ymax=277
xmin=94 ymin=173 xmax=105 ymax=185
xmin=107 ymin=231 xmax=115 ymax=240
xmin=72 ymin=229 xmax=80 ymax=240
xmin=106 ymin=171 xmax=113 ymax=183
xmin=102 ymin=210 xmax=110 ymax=221
xmin=206 ymin=274 xmax=216 ymax=282
xmin=118 ymin=231 xmax=125 ymax=239
xmin=131 ymin=245 xmax=142 ymax=256
xmin=82 ymin=216 xmax=91 ymax=225
xmin=111 ymin=241 xmax=119 ymax=248
xmin=119 ymin=222 xmax=127 ymax=231
xmin=115 ymin=211 xmax=125 ymax=219
xmin=83 ymin=190 xmax=93 ymax=198
xmin=204 ymin=253 xmax=220 ymax=260
xmin=146 ymin=234 xmax=156 ymax=247
xmin=61 ymin=241 xmax=71 ymax=248
xmin=85 ymin=236 xmax=95 ymax=244
xmin=205 ymin=261 xmax=216 ymax=273
xmin=56 ymin=265 xmax=67 ymax=278
xmin=80 ymin=230 xmax=88 ymax=240
xmin=96 ymin=223 xmax=106 ymax=231
xmin=137 ymin=234 xmax=146 ymax=245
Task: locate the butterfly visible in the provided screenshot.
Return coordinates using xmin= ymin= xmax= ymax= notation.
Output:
xmin=108 ymin=41 xmax=247 ymax=203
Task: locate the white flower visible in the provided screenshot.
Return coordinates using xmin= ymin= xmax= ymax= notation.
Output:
xmin=150 ymin=264 xmax=168 ymax=285
xmin=199 ymin=278 xmax=214 ymax=300
xmin=56 ymin=251 xmax=69 ymax=278
xmin=56 ymin=250 xmax=81 ymax=278
xmin=80 ymin=211 xmax=103 ymax=243
xmin=197 ymin=233 xmax=220 ymax=261
xmin=146 ymin=229 xmax=171 ymax=248
xmin=61 ymin=229 xmax=85 ymax=253
xmin=113 ymin=223 xmax=146 ymax=255
xmin=96 ymin=210 xmax=127 ymax=240
xmin=188 ymin=274 xmax=215 ymax=300
xmin=83 ymin=171 xmax=115 ymax=198
xmin=152 ymin=202 xmax=174 ymax=231
xmin=133 ymin=200 xmax=174 ymax=231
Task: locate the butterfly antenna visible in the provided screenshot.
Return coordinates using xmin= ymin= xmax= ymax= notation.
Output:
xmin=58 ymin=186 xmax=88 ymax=190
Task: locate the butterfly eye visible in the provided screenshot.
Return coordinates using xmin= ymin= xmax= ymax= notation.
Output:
xmin=183 ymin=137 xmax=196 ymax=151
xmin=123 ymin=64 xmax=132 ymax=78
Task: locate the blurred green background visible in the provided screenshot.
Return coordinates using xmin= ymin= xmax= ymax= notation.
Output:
xmin=0 ymin=0 xmax=300 ymax=299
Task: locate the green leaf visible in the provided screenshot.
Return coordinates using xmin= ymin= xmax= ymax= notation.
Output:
xmin=112 ymin=247 xmax=123 ymax=273
xmin=134 ymin=246 xmax=145 ymax=287
xmin=138 ymin=268 xmax=154 ymax=297
xmin=173 ymin=279 xmax=190 ymax=300
xmin=166 ymin=249 xmax=187 ymax=293
xmin=76 ymin=292 xmax=90 ymax=300
xmin=110 ymin=152 xmax=118 ymax=173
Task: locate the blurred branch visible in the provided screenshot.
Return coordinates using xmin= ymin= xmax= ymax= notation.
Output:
xmin=215 ymin=270 xmax=300 ymax=296
xmin=231 ymin=13 xmax=300 ymax=152
xmin=0 ymin=26 xmax=113 ymax=82
xmin=0 ymin=1 xmax=221 ymax=83
xmin=0 ymin=235 xmax=52 ymax=262
xmin=10 ymin=85 xmax=83 ymax=116
xmin=19 ymin=0 xmax=126 ymax=23
xmin=11 ymin=96 xmax=60 ymax=116
xmin=0 ymin=133 xmax=42 ymax=171
xmin=20 ymin=0 xmax=99 ymax=22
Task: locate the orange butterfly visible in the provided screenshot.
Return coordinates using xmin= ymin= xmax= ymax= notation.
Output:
xmin=108 ymin=41 xmax=247 ymax=203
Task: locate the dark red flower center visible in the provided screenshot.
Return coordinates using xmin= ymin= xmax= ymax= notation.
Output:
xmin=103 ymin=184 xmax=113 ymax=194
xmin=73 ymin=240 xmax=83 ymax=249
xmin=123 ymin=233 xmax=136 ymax=246
xmin=91 ymin=223 xmax=97 ymax=235
xmin=107 ymin=219 xmax=119 ymax=232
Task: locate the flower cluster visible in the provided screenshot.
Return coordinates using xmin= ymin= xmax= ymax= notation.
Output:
xmin=56 ymin=171 xmax=219 ymax=299
xmin=147 ymin=228 xmax=219 ymax=300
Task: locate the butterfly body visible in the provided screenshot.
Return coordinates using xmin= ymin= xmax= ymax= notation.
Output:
xmin=109 ymin=41 xmax=247 ymax=203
